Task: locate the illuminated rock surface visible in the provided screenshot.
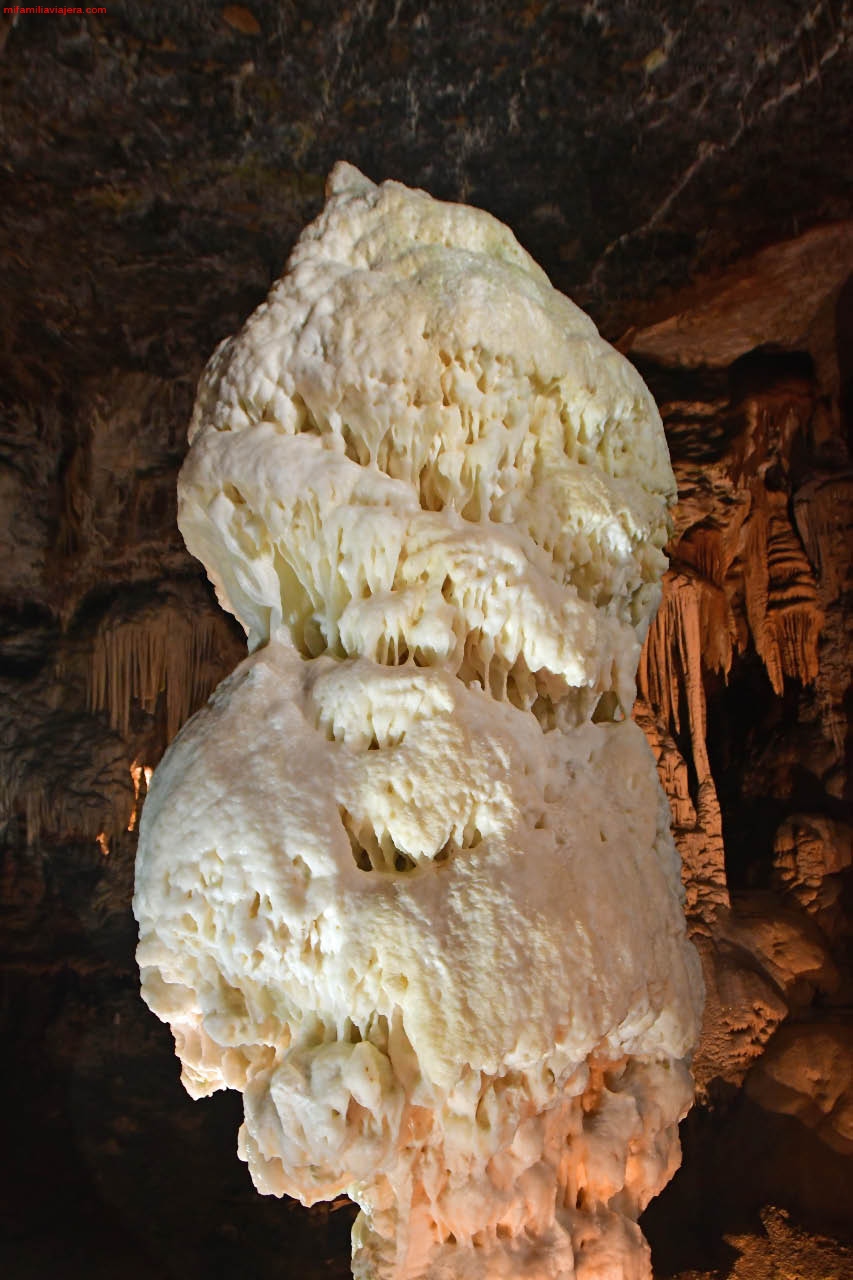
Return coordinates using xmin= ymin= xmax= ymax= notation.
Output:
xmin=134 ymin=166 xmax=702 ymax=1279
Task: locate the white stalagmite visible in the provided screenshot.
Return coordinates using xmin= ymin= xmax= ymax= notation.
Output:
xmin=133 ymin=163 xmax=703 ymax=1280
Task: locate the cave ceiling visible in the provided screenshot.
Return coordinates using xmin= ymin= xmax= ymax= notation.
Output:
xmin=1 ymin=0 xmax=851 ymax=398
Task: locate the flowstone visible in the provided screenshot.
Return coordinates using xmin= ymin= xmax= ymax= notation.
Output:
xmin=134 ymin=164 xmax=703 ymax=1279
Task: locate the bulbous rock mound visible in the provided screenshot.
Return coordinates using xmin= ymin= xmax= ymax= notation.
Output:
xmin=133 ymin=163 xmax=703 ymax=1280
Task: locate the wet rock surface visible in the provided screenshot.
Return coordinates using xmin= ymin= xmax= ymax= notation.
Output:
xmin=1 ymin=4 xmax=851 ymax=1278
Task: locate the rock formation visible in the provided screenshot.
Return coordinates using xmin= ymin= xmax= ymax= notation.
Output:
xmin=1 ymin=8 xmax=850 ymax=1276
xmin=2 ymin=214 xmax=850 ymax=1280
xmin=626 ymin=227 xmax=853 ymax=1271
xmin=134 ymin=165 xmax=702 ymax=1280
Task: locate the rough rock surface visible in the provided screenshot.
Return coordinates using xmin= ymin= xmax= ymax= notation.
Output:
xmin=133 ymin=168 xmax=702 ymax=1280
xmin=1 ymin=4 xmax=851 ymax=1279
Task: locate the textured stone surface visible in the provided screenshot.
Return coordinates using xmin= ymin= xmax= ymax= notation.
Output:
xmin=1 ymin=3 xmax=851 ymax=1278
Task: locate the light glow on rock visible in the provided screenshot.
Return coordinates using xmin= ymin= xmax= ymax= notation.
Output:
xmin=127 ymin=759 xmax=153 ymax=833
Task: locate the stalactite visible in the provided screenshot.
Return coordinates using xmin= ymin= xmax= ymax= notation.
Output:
xmin=637 ymin=488 xmax=821 ymax=915
xmin=637 ymin=377 xmax=826 ymax=919
xmin=794 ymin=474 xmax=853 ymax=600
xmin=637 ymin=572 xmax=733 ymax=916
xmin=741 ymin=491 xmax=822 ymax=695
xmin=793 ymin=472 xmax=853 ymax=756
xmin=87 ymin=593 xmax=227 ymax=741
xmin=729 ymin=384 xmax=823 ymax=694
xmin=5 ymin=733 xmax=154 ymax=850
xmin=740 ymin=495 xmax=772 ymax=679
xmin=641 ymin=717 xmax=697 ymax=832
xmin=638 ymin=568 xmax=734 ymax=755
xmin=0 ymin=586 xmax=241 ymax=847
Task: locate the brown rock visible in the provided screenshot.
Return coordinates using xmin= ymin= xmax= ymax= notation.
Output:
xmin=691 ymin=935 xmax=789 ymax=1091
xmin=723 ymin=1208 xmax=853 ymax=1280
xmin=623 ymin=224 xmax=853 ymax=393
xmin=222 ymin=5 xmax=261 ymax=36
xmin=717 ymin=892 xmax=839 ymax=1007
xmin=746 ymin=1023 xmax=853 ymax=1156
xmin=773 ymin=815 xmax=853 ymax=939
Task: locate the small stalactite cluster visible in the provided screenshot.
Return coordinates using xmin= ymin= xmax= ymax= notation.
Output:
xmin=741 ymin=492 xmax=822 ymax=696
xmin=637 ymin=571 xmax=733 ymax=915
xmin=637 ymin=370 xmax=826 ymax=922
xmin=793 ymin=472 xmax=853 ymax=759
xmin=86 ymin=592 xmax=228 ymax=742
xmin=0 ymin=584 xmax=241 ymax=851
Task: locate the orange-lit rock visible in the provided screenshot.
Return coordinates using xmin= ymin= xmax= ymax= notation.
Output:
xmin=623 ymin=223 xmax=853 ymax=392
xmin=773 ymin=815 xmax=853 ymax=940
xmin=746 ymin=1023 xmax=853 ymax=1156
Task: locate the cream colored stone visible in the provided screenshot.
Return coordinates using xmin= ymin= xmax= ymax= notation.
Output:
xmin=134 ymin=165 xmax=702 ymax=1280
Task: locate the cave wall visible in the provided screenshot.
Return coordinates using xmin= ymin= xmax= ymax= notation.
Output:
xmin=628 ymin=232 xmax=853 ymax=1275
xmin=1 ymin=4 xmax=851 ymax=1278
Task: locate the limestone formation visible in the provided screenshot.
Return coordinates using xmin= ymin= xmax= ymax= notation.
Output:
xmin=1 ymin=25 xmax=850 ymax=1265
xmin=133 ymin=165 xmax=702 ymax=1280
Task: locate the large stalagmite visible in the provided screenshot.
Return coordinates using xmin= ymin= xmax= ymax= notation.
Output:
xmin=133 ymin=164 xmax=703 ymax=1279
